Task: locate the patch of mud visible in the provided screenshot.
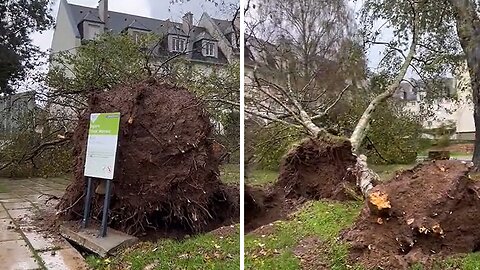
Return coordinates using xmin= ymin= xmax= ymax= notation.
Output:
xmin=343 ymin=160 xmax=480 ymax=269
xmin=210 ymin=224 xmax=237 ymax=238
xmin=249 ymin=223 xmax=277 ymax=237
xmin=293 ymin=237 xmax=330 ymax=270
xmin=435 ymin=143 xmax=473 ymax=154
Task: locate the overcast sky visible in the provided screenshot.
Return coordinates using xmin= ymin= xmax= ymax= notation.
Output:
xmin=31 ymin=0 xmax=238 ymax=54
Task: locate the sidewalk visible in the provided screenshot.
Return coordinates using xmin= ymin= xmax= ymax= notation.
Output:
xmin=0 ymin=177 xmax=88 ymax=270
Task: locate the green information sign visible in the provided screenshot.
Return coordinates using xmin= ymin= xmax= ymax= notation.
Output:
xmin=84 ymin=113 xmax=120 ymax=179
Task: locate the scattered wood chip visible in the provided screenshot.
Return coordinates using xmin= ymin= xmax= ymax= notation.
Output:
xmin=407 ymin=218 xmax=415 ymax=225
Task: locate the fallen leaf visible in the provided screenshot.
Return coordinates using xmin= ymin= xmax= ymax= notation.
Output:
xmin=407 ymin=218 xmax=415 ymax=225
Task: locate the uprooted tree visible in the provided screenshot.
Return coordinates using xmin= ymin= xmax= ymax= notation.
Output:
xmin=44 ymin=13 xmax=240 ymax=234
xmin=245 ymin=0 xmax=459 ymax=199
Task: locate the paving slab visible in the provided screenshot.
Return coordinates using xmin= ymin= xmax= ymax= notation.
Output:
xmin=3 ymin=201 xmax=33 ymax=210
xmin=60 ymin=223 xmax=138 ymax=257
xmin=0 ymin=193 xmax=18 ymax=200
xmin=34 ymin=188 xmax=57 ymax=194
xmin=0 ymin=198 xmax=26 ymax=203
xmin=7 ymin=208 xmax=34 ymax=221
xmin=22 ymin=194 xmax=48 ymax=204
xmin=40 ymin=248 xmax=89 ymax=270
xmin=23 ymin=230 xmax=60 ymax=251
xmin=0 ymin=218 xmax=22 ymax=242
xmin=40 ymin=190 xmax=65 ymax=197
xmin=0 ymin=240 xmax=40 ymax=270
xmin=0 ymin=209 xmax=9 ymax=219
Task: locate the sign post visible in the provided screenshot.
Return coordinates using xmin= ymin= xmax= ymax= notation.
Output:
xmin=82 ymin=112 xmax=120 ymax=237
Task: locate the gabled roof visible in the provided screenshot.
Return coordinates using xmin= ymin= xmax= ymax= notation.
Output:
xmin=212 ymin=18 xmax=234 ymax=34
xmin=127 ymin=19 xmax=150 ymax=31
xmin=167 ymin=24 xmax=187 ymax=36
xmin=194 ymin=30 xmax=216 ymax=42
xmin=80 ymin=10 xmax=103 ymax=24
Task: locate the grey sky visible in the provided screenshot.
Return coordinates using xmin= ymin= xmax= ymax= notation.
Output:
xmin=31 ymin=0 xmax=238 ymax=54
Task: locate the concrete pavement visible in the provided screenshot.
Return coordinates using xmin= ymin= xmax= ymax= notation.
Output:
xmin=0 ymin=177 xmax=88 ymax=270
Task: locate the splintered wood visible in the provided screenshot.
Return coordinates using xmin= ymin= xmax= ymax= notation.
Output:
xmin=367 ymin=190 xmax=391 ymax=217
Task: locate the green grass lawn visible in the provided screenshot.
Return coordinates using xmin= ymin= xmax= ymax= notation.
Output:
xmin=247 ymin=169 xmax=279 ymax=186
xmin=220 ymin=163 xmax=240 ymax=184
xmin=245 ymin=200 xmax=362 ymax=270
xmin=369 ymin=163 xmax=417 ymax=181
xmin=0 ymin=183 xmax=7 ymax=193
xmin=87 ymin=226 xmax=240 ymax=270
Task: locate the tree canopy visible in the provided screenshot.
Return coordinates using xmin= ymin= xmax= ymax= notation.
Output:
xmin=0 ymin=0 xmax=52 ymax=95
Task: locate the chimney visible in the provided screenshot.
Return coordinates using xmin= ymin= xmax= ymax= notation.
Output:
xmin=98 ymin=0 xmax=108 ymax=26
xmin=182 ymin=12 xmax=193 ymax=34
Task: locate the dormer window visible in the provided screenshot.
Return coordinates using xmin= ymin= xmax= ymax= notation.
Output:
xmin=205 ymin=42 xmax=215 ymax=57
xmin=202 ymin=40 xmax=217 ymax=58
xmin=129 ymin=29 xmax=149 ymax=44
xmin=133 ymin=31 xmax=142 ymax=43
xmin=172 ymin=37 xmax=186 ymax=52
xmin=85 ymin=23 xmax=103 ymax=40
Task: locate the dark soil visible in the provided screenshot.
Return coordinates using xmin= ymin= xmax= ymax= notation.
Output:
xmin=245 ymin=137 xmax=359 ymax=232
xmin=343 ymin=160 xmax=480 ymax=269
xmin=57 ymin=80 xmax=238 ymax=237
xmin=244 ymin=186 xmax=301 ymax=232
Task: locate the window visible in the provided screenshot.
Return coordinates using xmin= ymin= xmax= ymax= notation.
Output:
xmin=132 ymin=31 xmax=142 ymax=43
xmin=86 ymin=23 xmax=102 ymax=40
xmin=204 ymin=42 xmax=215 ymax=57
xmin=171 ymin=37 xmax=186 ymax=52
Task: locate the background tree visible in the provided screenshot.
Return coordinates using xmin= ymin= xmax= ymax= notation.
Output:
xmin=0 ymin=0 xmax=52 ymax=95
xmin=46 ymin=33 xmax=157 ymax=114
xmin=448 ymin=0 xmax=480 ymax=169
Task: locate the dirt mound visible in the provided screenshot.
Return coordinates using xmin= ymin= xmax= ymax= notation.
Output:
xmin=343 ymin=160 xmax=480 ymax=269
xmin=436 ymin=143 xmax=473 ymax=154
xmin=275 ymin=137 xmax=358 ymax=200
xmin=57 ymin=80 xmax=238 ymax=236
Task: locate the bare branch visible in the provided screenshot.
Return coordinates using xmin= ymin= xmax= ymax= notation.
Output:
xmin=311 ymin=84 xmax=350 ymax=120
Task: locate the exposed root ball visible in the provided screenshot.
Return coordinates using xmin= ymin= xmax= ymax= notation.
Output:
xmin=245 ymin=137 xmax=360 ymax=232
xmin=57 ymin=81 xmax=238 ymax=236
xmin=274 ymin=137 xmax=358 ymax=200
